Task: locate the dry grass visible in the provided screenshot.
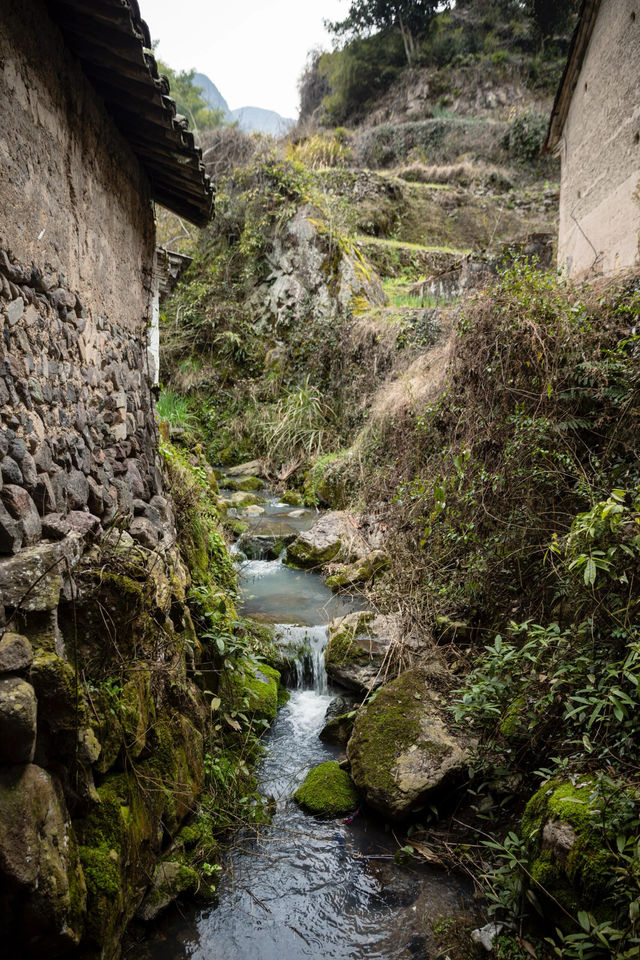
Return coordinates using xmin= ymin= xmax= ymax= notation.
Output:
xmin=369 ymin=315 xmax=455 ymax=424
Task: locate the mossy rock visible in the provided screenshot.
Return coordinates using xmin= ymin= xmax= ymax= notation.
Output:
xmin=347 ymin=665 xmax=472 ymax=820
xmin=225 ymin=660 xmax=285 ymax=725
xmin=319 ymin=711 xmax=356 ymax=746
xmin=520 ymin=778 xmax=640 ymax=927
xmin=325 ymin=611 xmax=401 ymax=693
xmin=325 ymin=550 xmax=390 ymax=591
xmin=30 ymin=651 xmax=89 ymax=733
xmin=224 ymin=476 xmax=264 ymax=492
xmin=136 ymin=860 xmax=199 ymax=922
xmin=293 ymin=761 xmax=359 ymax=817
xmin=281 ymin=489 xmax=304 ymax=506
xmin=285 ymin=512 xmax=354 ymax=569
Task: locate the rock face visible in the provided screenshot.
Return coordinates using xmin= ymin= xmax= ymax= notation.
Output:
xmin=294 ymin=761 xmax=360 ymax=817
xmin=136 ymin=860 xmax=198 ymax=922
xmin=0 ymin=764 xmax=86 ymax=952
xmin=347 ymin=666 xmax=472 ymax=820
xmin=325 ymin=611 xmax=403 ymax=693
xmin=286 ymin=511 xmax=370 ymax=569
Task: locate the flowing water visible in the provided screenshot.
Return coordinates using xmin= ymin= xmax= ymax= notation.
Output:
xmin=134 ymin=499 xmax=472 ymax=960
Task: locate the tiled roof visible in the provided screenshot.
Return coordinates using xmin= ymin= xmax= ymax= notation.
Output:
xmin=46 ymin=0 xmax=214 ymax=226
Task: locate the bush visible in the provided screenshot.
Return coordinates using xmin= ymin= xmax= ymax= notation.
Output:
xmin=506 ymin=110 xmax=548 ymax=161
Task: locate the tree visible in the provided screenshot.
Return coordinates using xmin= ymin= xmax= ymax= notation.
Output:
xmin=526 ymin=0 xmax=580 ymax=43
xmin=327 ymin=1 xmax=446 ymax=66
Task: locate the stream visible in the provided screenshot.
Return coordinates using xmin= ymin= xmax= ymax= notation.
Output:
xmin=134 ymin=493 xmax=472 ymax=959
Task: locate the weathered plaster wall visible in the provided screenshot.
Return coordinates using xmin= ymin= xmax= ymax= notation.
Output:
xmin=0 ymin=0 xmax=168 ymax=592
xmin=558 ymin=0 xmax=640 ymax=277
xmin=0 ymin=0 xmax=156 ymax=326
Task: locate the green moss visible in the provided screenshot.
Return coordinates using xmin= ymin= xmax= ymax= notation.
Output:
xmin=225 ymin=660 xmax=284 ymax=724
xmin=325 ymin=613 xmax=374 ymax=670
xmin=294 ymin=761 xmax=359 ymax=817
xmin=225 ymin=476 xmax=263 ymax=492
xmin=520 ymin=778 xmax=630 ymax=924
xmin=347 ymin=669 xmax=428 ymax=797
xmin=498 ymin=696 xmax=527 ymax=740
xmin=281 ymin=489 xmax=304 ymax=506
xmin=79 ymin=846 xmax=121 ymax=898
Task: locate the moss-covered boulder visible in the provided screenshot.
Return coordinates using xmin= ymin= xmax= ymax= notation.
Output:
xmin=286 ymin=511 xmax=368 ymax=569
xmin=294 ymin=761 xmax=359 ymax=817
xmin=281 ymin=489 xmax=304 ymax=506
xmin=325 ymin=550 xmax=390 ymax=591
xmin=225 ymin=660 xmax=286 ymax=724
xmin=347 ymin=666 xmax=472 ymax=820
xmin=325 ymin=611 xmax=402 ymax=693
xmin=520 ymin=778 xmax=640 ymax=926
xmin=223 ymin=476 xmax=264 ymax=493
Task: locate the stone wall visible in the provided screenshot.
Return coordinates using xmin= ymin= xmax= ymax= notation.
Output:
xmin=558 ymin=0 xmax=640 ymax=277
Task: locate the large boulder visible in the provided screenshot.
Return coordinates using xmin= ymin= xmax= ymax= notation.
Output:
xmin=286 ymin=511 xmax=369 ymax=569
xmin=347 ymin=666 xmax=472 ymax=820
xmin=0 ymin=764 xmax=86 ymax=953
xmin=294 ymin=761 xmax=360 ymax=817
xmin=325 ymin=611 xmax=403 ymax=693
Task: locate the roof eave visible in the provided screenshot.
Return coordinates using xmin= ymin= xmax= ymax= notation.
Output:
xmin=545 ymin=0 xmax=602 ymax=153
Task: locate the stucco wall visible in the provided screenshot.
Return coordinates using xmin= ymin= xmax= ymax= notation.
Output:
xmin=558 ymin=0 xmax=640 ymax=277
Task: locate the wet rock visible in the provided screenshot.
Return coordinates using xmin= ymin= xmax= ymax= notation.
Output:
xmin=243 ymin=505 xmax=264 ymax=517
xmin=1 ymin=484 xmax=42 ymax=545
xmin=136 ymin=860 xmax=198 ymax=922
xmin=293 ymin=761 xmax=359 ymax=817
xmin=319 ymin=710 xmax=356 ymax=746
xmin=325 ymin=611 xmax=403 ymax=693
xmin=0 ymin=676 xmax=38 ymax=763
xmin=286 ymin=511 xmax=368 ymax=569
xmin=347 ymin=666 xmax=473 ymax=820
xmin=0 ymin=764 xmax=86 ymax=949
xmin=237 ymin=533 xmax=293 ymax=561
xmin=0 ymin=632 xmax=33 ymax=673
xmin=223 ymin=475 xmax=263 ymax=492
xmin=221 ymin=491 xmax=261 ymax=509
xmin=325 ymin=550 xmax=390 ymax=591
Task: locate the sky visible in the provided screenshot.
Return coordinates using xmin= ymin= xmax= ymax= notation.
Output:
xmin=143 ymin=0 xmax=348 ymax=119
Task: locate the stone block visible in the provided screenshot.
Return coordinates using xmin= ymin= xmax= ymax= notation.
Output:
xmin=0 ymin=676 xmax=37 ymax=763
xmin=0 ymin=534 xmax=83 ymax=611
xmin=0 ymin=501 xmax=23 ymax=554
xmin=1 ymin=484 xmax=42 ymax=545
xmin=1 ymin=456 xmax=23 ymax=485
xmin=0 ymin=632 xmax=33 ymax=673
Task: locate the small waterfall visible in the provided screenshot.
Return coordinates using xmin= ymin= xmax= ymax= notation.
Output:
xmin=275 ymin=624 xmax=329 ymax=695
